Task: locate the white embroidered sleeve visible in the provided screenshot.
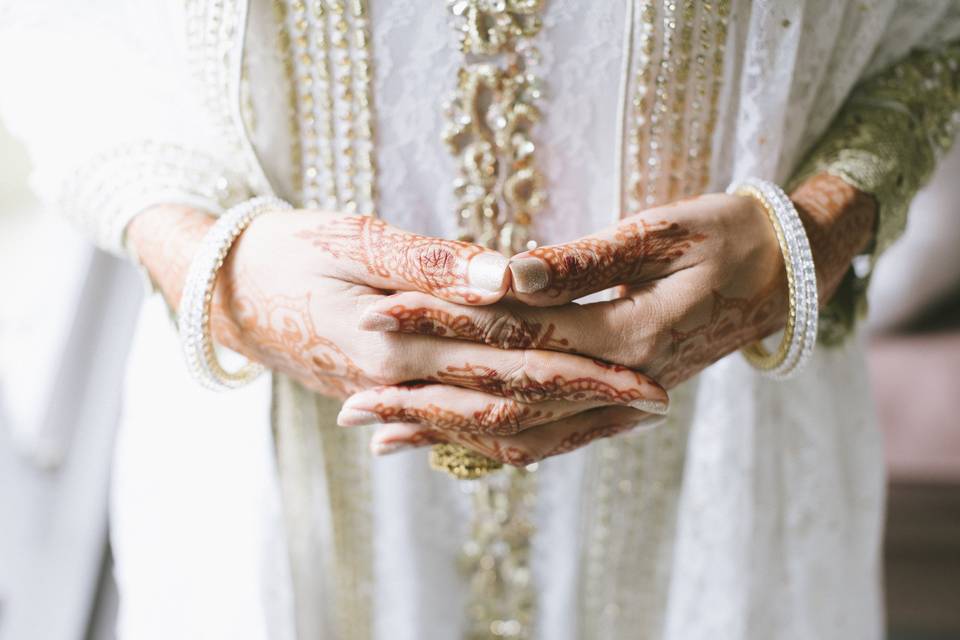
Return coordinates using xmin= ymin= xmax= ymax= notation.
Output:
xmin=0 ymin=1 xmax=252 ymax=257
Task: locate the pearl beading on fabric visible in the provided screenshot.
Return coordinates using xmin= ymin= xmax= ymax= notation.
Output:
xmin=625 ymin=0 xmax=730 ymax=211
xmin=275 ymin=0 xmax=377 ymax=214
xmin=178 ymin=196 xmax=292 ymax=391
xmin=61 ymin=142 xmax=252 ymax=257
xmin=728 ymin=178 xmax=819 ymax=379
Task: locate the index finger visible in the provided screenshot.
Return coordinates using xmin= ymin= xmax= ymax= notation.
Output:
xmin=297 ymin=214 xmax=511 ymax=304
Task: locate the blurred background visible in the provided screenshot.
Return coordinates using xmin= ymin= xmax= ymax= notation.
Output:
xmin=0 ymin=113 xmax=958 ymax=639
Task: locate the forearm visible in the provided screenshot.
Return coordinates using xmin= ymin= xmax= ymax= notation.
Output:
xmin=790 ymin=172 xmax=877 ymax=304
xmin=789 ymin=41 xmax=960 ymax=342
xmin=126 ymin=204 xmax=215 ymax=313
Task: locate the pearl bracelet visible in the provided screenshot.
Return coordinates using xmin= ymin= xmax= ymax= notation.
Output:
xmin=727 ymin=178 xmax=818 ymax=379
xmin=178 ymin=196 xmax=292 ymax=391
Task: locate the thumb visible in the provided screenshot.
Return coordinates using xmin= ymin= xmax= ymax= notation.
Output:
xmin=508 ymin=216 xmax=702 ymax=306
xmin=302 ymin=215 xmax=510 ymax=304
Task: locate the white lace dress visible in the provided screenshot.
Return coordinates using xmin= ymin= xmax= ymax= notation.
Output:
xmin=1 ymin=1 xmax=959 ymax=639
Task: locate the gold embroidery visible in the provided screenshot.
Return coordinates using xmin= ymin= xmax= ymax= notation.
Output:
xmin=444 ymin=0 xmax=547 ymax=255
xmin=443 ymin=2 xmax=547 ymax=638
xmin=791 ymin=42 xmax=960 ymax=343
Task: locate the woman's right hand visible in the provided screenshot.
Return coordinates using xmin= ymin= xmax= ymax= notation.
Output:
xmin=127 ymin=204 xmax=668 ymax=437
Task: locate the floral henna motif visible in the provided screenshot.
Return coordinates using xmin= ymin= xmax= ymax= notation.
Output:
xmin=297 ymin=216 xmax=490 ymax=303
xmin=369 ymin=401 xmax=554 ymax=436
xmin=657 ymin=282 xmax=784 ymax=388
xmin=527 ymin=219 xmax=706 ymax=297
xmin=382 ymin=304 xmax=571 ymax=350
xmin=217 ymin=272 xmax=369 ymax=399
xmin=431 ymin=363 xmax=655 ymax=405
xmin=540 ymin=422 xmax=635 ymax=458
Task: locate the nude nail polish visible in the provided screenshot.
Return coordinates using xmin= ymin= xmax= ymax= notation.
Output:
xmin=467 ymin=253 xmax=509 ymax=293
xmin=509 ymin=257 xmax=550 ymax=293
xmin=359 ymin=311 xmax=400 ymax=332
xmin=628 ymin=398 xmax=670 ymax=415
xmin=370 ymin=439 xmax=417 ymax=456
xmin=337 ymin=408 xmax=381 ymax=427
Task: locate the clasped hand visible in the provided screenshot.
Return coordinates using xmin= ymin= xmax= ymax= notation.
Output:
xmin=134 ymin=190 xmax=791 ymax=466
xmin=205 ymin=190 xmax=791 ymax=466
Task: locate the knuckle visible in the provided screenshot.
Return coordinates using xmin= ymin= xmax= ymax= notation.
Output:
xmin=501 ymin=353 xmax=545 ymax=402
xmin=500 ymin=445 xmax=538 ymax=467
xmin=365 ymin=343 xmax=406 ymax=384
xmin=476 ymin=401 xmax=524 ymax=436
xmin=480 ymin=311 xmax=531 ymax=349
xmin=403 ymin=241 xmax=458 ymax=288
xmin=553 ymin=246 xmax=599 ymax=281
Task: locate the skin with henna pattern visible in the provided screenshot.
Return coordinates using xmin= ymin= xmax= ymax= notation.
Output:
xmin=365 ymin=174 xmax=877 ymax=462
xmin=127 ymin=205 xmax=669 ymax=456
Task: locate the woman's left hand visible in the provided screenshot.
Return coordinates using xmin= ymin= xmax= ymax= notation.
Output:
xmin=350 ymin=174 xmax=876 ymax=462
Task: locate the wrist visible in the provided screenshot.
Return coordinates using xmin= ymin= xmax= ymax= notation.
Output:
xmin=126 ymin=205 xmax=215 ymax=312
xmin=126 ymin=204 xmax=249 ymax=355
xmin=789 ymin=172 xmax=877 ymax=303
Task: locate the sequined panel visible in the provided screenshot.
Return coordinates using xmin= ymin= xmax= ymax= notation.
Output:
xmin=443 ymin=0 xmax=547 ymax=255
xmin=442 ymin=2 xmax=549 ymax=638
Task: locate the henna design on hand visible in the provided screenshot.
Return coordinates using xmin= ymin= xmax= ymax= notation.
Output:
xmin=540 ymin=422 xmax=635 ymax=458
xmin=367 ymin=401 xmax=554 ymax=436
xmin=656 ymin=281 xmax=784 ymax=388
xmin=381 ymin=304 xmax=571 ymax=350
xmin=431 ymin=363 xmax=660 ymax=405
xmin=297 ymin=216 xmax=494 ymax=303
xmin=525 ymin=219 xmax=706 ymax=297
xmin=216 ymin=271 xmax=370 ymax=399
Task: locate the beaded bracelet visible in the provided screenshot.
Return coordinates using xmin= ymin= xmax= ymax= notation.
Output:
xmin=178 ymin=196 xmax=293 ymax=391
xmin=727 ymin=178 xmax=818 ymax=379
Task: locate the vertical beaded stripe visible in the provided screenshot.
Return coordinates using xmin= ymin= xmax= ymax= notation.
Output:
xmin=625 ymin=0 xmax=730 ymax=211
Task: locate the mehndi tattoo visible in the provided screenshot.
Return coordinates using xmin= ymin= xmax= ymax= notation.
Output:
xmin=432 ymin=363 xmax=663 ymax=406
xmin=525 ymin=219 xmax=706 ymax=297
xmin=367 ymin=401 xmax=555 ymax=437
xmin=297 ymin=216 xmax=495 ymax=303
xmin=382 ymin=304 xmax=571 ymax=350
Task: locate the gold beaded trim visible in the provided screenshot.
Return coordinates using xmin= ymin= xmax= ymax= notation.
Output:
xmin=625 ymin=0 xmax=730 ymax=210
xmin=443 ymin=0 xmax=547 ymax=255
xmin=275 ymin=0 xmax=377 ymax=213
xmin=429 ymin=443 xmax=504 ymax=479
xmin=271 ymin=3 xmax=379 ymax=638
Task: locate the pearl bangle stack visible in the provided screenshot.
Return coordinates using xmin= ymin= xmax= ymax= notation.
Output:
xmin=178 ymin=196 xmax=292 ymax=391
xmin=727 ymin=178 xmax=818 ymax=379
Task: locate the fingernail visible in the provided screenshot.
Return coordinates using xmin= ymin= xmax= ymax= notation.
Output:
xmin=370 ymin=439 xmax=418 ymax=456
xmin=467 ymin=253 xmax=509 ymax=293
xmin=628 ymin=399 xmax=670 ymax=415
xmin=359 ymin=311 xmax=399 ymax=332
xmin=509 ymin=257 xmax=550 ymax=294
xmin=337 ymin=408 xmax=381 ymax=427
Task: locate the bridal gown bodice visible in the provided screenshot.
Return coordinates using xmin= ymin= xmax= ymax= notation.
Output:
xmin=1 ymin=1 xmax=959 ymax=639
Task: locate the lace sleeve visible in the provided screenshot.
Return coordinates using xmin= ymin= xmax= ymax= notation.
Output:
xmin=790 ymin=40 xmax=960 ymax=344
xmin=0 ymin=1 xmax=252 ymax=258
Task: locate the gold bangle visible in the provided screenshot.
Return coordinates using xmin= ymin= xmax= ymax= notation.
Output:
xmin=731 ymin=184 xmax=796 ymax=371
